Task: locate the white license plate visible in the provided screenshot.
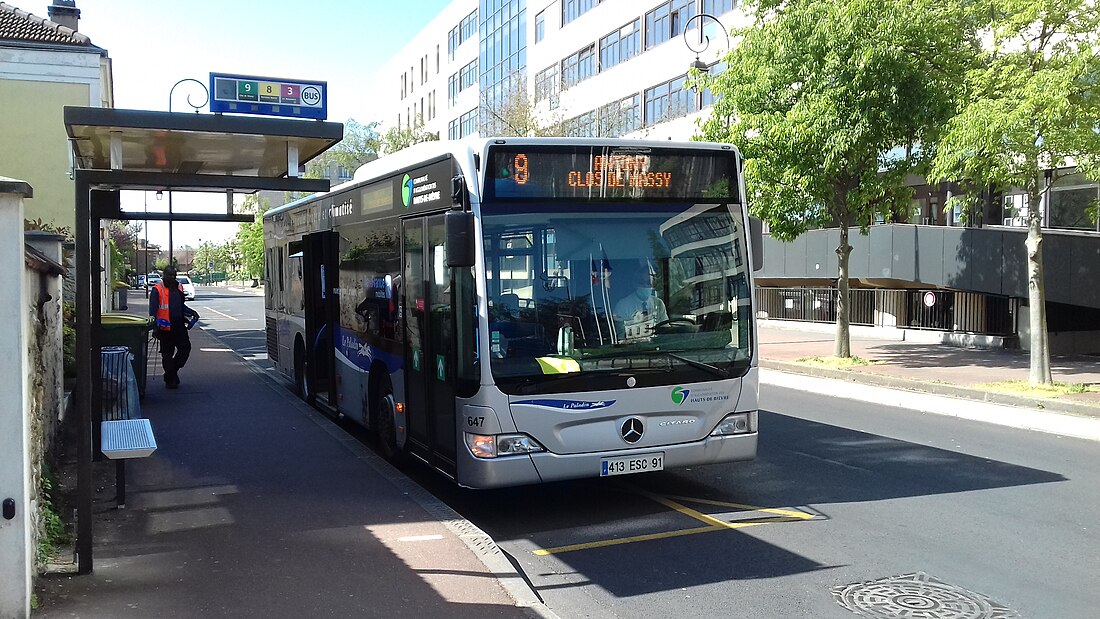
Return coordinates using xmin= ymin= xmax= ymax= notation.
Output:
xmin=600 ymin=453 xmax=664 ymax=477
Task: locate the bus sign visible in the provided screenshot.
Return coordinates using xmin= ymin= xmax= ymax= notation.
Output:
xmin=209 ymin=73 xmax=327 ymax=120
xmin=487 ymin=145 xmax=739 ymax=201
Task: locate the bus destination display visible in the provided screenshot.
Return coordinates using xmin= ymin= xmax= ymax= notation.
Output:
xmin=488 ymin=147 xmax=737 ymax=200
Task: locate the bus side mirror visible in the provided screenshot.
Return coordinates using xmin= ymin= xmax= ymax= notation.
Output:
xmin=749 ymin=216 xmax=764 ymax=272
xmin=446 ymin=210 xmax=475 ymax=268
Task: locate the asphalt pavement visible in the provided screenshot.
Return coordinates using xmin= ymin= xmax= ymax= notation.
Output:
xmin=35 ymin=287 xmax=1100 ymax=617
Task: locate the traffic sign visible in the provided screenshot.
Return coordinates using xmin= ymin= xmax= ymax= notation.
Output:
xmin=209 ymin=73 xmax=327 ymax=120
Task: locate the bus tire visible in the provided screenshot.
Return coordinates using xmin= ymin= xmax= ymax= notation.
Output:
xmin=294 ymin=340 xmax=314 ymax=405
xmin=373 ymin=375 xmax=406 ymax=466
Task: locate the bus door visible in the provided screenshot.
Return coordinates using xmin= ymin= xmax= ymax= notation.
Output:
xmin=403 ymin=215 xmax=458 ymax=474
xmin=303 ymin=230 xmax=339 ymax=405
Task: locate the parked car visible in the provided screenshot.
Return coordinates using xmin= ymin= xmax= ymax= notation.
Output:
xmin=177 ymin=275 xmax=196 ymax=301
xmin=146 ymin=273 xmax=162 ymax=288
xmin=136 ymin=274 xmax=146 ymax=288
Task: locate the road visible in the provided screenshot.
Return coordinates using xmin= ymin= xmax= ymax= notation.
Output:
xmin=198 ymin=285 xmax=1100 ymax=619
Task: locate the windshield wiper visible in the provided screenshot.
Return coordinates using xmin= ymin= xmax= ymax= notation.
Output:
xmin=664 ymin=352 xmax=731 ymax=379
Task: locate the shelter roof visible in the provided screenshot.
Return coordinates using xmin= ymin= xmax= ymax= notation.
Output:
xmin=65 ymin=106 xmax=342 ymax=195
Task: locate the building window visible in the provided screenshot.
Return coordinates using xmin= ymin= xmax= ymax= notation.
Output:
xmin=449 ymin=8 xmax=478 ymax=61
xmin=448 ymin=59 xmax=479 ymax=107
xmin=436 ymin=45 xmax=440 ymax=73
xmin=535 ymin=10 xmax=546 ymax=43
xmin=562 ymin=0 xmax=600 ymax=26
xmin=479 ymin=0 xmax=527 ymax=135
xmin=561 ymin=44 xmax=596 ymax=89
xmin=644 ymin=74 xmax=696 ymax=125
xmin=599 ymin=19 xmax=640 ymax=71
xmin=702 ymin=0 xmax=735 ymax=16
xmin=450 ymin=108 xmax=479 ymax=140
xmin=1049 ymin=184 xmax=1100 ymax=231
xmin=645 ymin=0 xmax=695 ymax=50
xmin=460 ymin=59 xmax=478 ymax=90
xmin=700 ymin=61 xmax=726 ymax=108
xmin=563 ymin=110 xmax=598 ymax=137
xmin=535 ymin=64 xmax=560 ymax=110
xmin=599 ymin=94 xmax=641 ymax=136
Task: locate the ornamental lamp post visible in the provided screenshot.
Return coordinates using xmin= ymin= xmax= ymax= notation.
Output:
xmin=683 ymin=13 xmax=731 ymax=79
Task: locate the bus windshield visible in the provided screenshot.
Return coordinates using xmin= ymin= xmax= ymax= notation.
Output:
xmin=481 ymin=200 xmax=753 ymax=395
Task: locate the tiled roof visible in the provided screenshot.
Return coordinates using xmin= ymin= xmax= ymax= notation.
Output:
xmin=0 ymin=2 xmax=95 ymax=48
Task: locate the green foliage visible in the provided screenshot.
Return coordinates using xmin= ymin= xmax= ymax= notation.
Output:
xmin=930 ymin=0 xmax=1100 ymax=201
xmin=235 ymin=194 xmax=270 ymax=279
xmin=24 ymin=218 xmax=72 ymax=241
xmin=381 ymin=114 xmax=440 ymax=155
xmin=306 ymin=118 xmax=381 ymax=179
xmin=698 ymin=0 xmax=976 ymax=239
xmin=36 ymin=463 xmax=70 ymax=566
xmin=108 ymin=238 xmax=127 ymax=284
xmin=62 ymin=302 xmax=76 ymax=379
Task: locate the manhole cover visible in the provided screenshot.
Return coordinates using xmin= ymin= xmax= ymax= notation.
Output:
xmin=832 ymin=572 xmax=1019 ymax=619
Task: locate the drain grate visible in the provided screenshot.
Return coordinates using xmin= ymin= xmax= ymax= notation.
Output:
xmin=832 ymin=572 xmax=1020 ymax=619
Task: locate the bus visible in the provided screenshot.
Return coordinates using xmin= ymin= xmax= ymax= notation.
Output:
xmin=263 ymin=138 xmax=762 ymax=488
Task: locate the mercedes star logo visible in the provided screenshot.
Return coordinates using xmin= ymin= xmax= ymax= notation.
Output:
xmin=620 ymin=417 xmax=644 ymax=444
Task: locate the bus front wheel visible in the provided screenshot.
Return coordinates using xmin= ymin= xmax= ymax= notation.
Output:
xmin=373 ymin=377 xmax=406 ymax=466
xmin=294 ymin=343 xmax=314 ymax=405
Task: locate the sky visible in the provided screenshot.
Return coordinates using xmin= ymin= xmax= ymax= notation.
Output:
xmin=65 ymin=0 xmax=451 ymax=252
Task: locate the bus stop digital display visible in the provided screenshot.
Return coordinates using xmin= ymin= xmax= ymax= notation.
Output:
xmin=487 ymin=146 xmax=739 ymax=201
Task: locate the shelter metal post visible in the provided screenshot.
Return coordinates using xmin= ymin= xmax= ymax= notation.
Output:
xmin=74 ymin=174 xmax=93 ymax=574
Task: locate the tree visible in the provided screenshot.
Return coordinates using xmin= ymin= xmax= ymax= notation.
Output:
xmin=235 ymin=194 xmax=270 ymax=281
xmin=480 ymin=73 xmax=564 ymax=137
xmin=381 ymin=114 xmax=439 ymax=155
xmin=305 ymin=118 xmax=381 ymax=179
xmin=930 ymin=0 xmax=1100 ymax=385
xmin=697 ymin=0 xmax=975 ymax=357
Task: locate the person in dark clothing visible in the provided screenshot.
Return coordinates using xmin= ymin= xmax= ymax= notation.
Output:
xmin=149 ymin=266 xmax=199 ymax=388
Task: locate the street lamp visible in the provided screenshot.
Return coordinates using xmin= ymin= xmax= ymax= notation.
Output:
xmin=166 ymin=78 xmax=210 ymax=268
xmin=683 ymin=13 xmax=731 ymax=77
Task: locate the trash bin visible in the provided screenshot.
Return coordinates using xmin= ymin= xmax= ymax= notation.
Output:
xmin=114 ymin=282 xmax=130 ymax=311
xmin=101 ymin=313 xmax=153 ymax=397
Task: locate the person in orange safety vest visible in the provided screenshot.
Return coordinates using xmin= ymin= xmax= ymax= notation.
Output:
xmin=148 ymin=266 xmax=199 ymax=389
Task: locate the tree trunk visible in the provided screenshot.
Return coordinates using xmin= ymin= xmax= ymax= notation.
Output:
xmin=1025 ymin=184 xmax=1053 ymax=385
xmin=834 ymin=224 xmax=853 ymax=358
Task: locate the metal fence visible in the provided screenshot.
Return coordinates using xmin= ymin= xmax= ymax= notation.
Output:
xmin=756 ymin=288 xmax=876 ymax=326
xmin=756 ymin=287 xmax=1017 ymax=336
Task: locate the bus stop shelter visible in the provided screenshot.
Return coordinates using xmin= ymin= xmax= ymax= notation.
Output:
xmin=64 ymin=106 xmax=342 ymax=574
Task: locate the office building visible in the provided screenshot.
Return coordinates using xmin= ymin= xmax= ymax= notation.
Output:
xmin=376 ymin=0 xmax=1100 ymax=352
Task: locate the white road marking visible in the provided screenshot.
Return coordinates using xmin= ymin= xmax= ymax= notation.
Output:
xmin=397 ymin=534 xmax=444 ymax=542
xmin=201 ymin=306 xmax=237 ymax=320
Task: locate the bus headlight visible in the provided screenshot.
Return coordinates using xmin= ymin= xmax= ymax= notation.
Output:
xmin=465 ymin=433 xmax=546 ymax=458
xmin=710 ymin=411 xmax=758 ymax=436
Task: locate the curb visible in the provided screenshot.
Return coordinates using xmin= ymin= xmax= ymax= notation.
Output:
xmin=760 ymin=360 xmax=1100 ymax=419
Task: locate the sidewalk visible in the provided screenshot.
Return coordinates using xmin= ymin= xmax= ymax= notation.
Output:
xmin=758 ymin=322 xmax=1100 ymax=420
xmin=37 ymin=328 xmax=552 ymax=618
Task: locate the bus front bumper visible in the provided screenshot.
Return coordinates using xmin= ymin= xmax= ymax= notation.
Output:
xmin=456 ymin=432 xmax=757 ymax=489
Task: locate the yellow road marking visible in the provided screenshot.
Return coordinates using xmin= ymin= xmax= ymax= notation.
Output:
xmin=661 ymin=495 xmax=817 ymax=521
xmin=533 ymin=524 xmax=723 ymax=555
xmin=530 ymin=489 xmax=817 ymax=556
xmin=201 ymin=306 xmax=237 ymax=320
xmin=638 ymin=490 xmax=736 ymax=528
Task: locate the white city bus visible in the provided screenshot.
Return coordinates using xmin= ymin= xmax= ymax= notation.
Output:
xmin=263 ymin=138 xmax=762 ymax=488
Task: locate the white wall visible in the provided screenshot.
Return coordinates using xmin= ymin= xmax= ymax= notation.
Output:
xmin=0 ymin=46 xmax=105 ymax=106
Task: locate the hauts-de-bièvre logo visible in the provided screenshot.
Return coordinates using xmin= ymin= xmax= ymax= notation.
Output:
xmin=671 ymin=386 xmax=690 ymax=406
xmin=401 ymin=174 xmax=414 ymax=207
